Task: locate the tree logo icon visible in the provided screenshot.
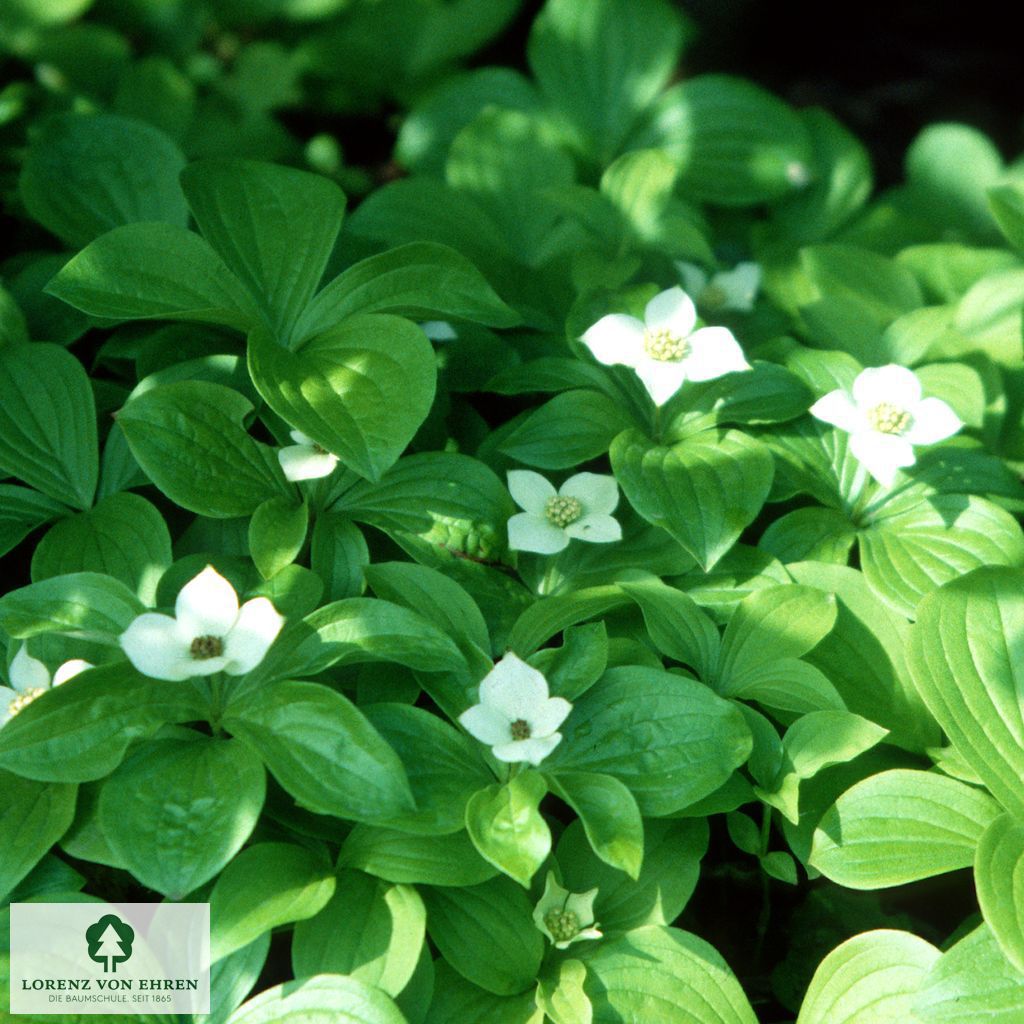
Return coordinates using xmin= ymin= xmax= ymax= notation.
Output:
xmin=85 ymin=915 xmax=135 ymax=973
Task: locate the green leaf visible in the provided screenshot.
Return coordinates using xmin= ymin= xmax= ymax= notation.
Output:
xmin=0 ymin=485 xmax=68 ymax=559
xmin=680 ymin=361 xmax=814 ymax=427
xmin=0 ymin=771 xmax=76 ymax=899
xmin=611 ymin=427 xmax=773 ymax=570
xmin=210 ymin=842 xmax=335 ymax=962
xmin=223 ymin=680 xmax=414 ymax=823
xmin=422 ymin=960 xmax=541 ymax=1024
xmin=47 ymin=222 xmax=260 ymax=330
xmin=620 ymin=578 xmax=720 ymax=681
xmin=527 ymin=0 xmax=686 ymax=161
xmin=580 ymin=926 xmax=758 ymax=1024
xmin=248 ymin=317 xmax=436 ymax=482
xmin=118 ymin=380 xmax=287 ymax=517
xmin=226 ymin=974 xmax=406 ymax=1024
xmin=19 ymin=112 xmax=187 ymax=247
xmin=0 ymin=343 xmax=97 ymax=510
xmin=914 ymin=924 xmax=1024 ymax=1023
xmin=861 ymin=494 xmax=1024 ymax=618
xmin=531 ymin=622 xmax=608 ymax=702
xmin=466 ymin=772 xmax=551 ymax=887
xmin=295 ymin=242 xmax=518 ymax=342
xmin=499 ymin=390 xmax=633 ymax=469
xmin=546 ymin=771 xmax=643 ymax=880
xmin=422 ymin=876 xmax=544 ymax=995
xmin=0 ymin=665 xmax=205 ymax=782
xmin=31 ymin=493 xmax=172 ymax=605
xmin=988 ymin=182 xmax=1024 ymax=253
xmin=546 ymin=665 xmax=752 ymax=815
xmin=796 ymin=929 xmax=940 ymax=1024
xmin=180 ymin=159 xmax=346 ymax=341
xmin=537 ymin=958 xmax=592 ymax=1024
xmin=249 ymin=497 xmax=308 ymax=580
xmin=292 ymin=870 xmax=425 ymax=998
xmin=975 ymin=814 xmax=1024 ymax=973
xmin=341 ymin=826 xmax=498 ymax=887
xmin=0 ymin=572 xmax=143 ymax=641
xmin=98 ymin=737 xmax=265 ymax=899
xmin=310 ymin=514 xmax=369 ymax=601
xmin=760 ymin=507 xmax=857 ymax=565
xmin=634 ymin=74 xmax=812 ymax=206
xmin=810 ymin=768 xmax=1001 ymax=889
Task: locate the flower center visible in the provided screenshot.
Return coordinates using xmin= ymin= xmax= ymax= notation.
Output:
xmin=866 ymin=402 xmax=911 ymax=435
xmin=7 ymin=687 xmax=46 ymax=718
xmin=510 ymin=718 xmax=532 ymax=741
xmin=545 ymin=495 xmax=582 ymax=528
xmin=643 ymin=327 xmax=689 ymax=362
xmin=190 ymin=635 xmax=224 ymax=660
xmin=699 ymin=283 xmax=728 ymax=311
xmin=544 ymin=909 xmax=580 ymax=943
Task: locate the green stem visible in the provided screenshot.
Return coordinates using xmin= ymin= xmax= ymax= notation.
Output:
xmin=207 ymin=673 xmax=227 ymax=736
xmin=753 ymin=805 xmax=773 ymax=969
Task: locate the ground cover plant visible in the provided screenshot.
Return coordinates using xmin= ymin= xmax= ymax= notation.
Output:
xmin=2 ymin=0 xmax=1024 ymax=1021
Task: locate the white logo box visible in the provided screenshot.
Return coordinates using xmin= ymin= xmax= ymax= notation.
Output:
xmin=9 ymin=902 xmax=210 ymax=1016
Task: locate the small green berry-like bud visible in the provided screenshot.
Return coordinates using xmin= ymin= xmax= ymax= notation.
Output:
xmin=545 ymin=495 xmax=582 ymax=528
xmin=544 ymin=909 xmax=581 ymax=944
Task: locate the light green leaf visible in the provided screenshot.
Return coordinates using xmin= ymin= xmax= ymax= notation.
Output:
xmin=975 ymin=814 xmax=1024 ymax=973
xmin=611 ymin=427 xmax=773 ymax=570
xmin=226 ymin=974 xmax=406 ymax=1024
xmin=249 ymin=497 xmax=308 ymax=580
xmin=0 ymin=771 xmax=77 ymax=900
xmin=422 ymin=876 xmax=544 ymax=995
xmin=98 ymin=737 xmax=264 ymax=899
xmin=989 ymin=181 xmax=1024 ymax=253
xmin=536 ymin=958 xmax=592 ymax=1024
xmin=914 ymin=924 xmax=1024 ymax=1023
xmin=466 ymin=772 xmax=551 ymax=887
xmin=295 ymin=241 xmax=518 ymax=342
xmin=0 ymin=343 xmax=97 ymax=510
xmin=210 ymin=842 xmax=336 ymax=962
xmin=810 ymin=768 xmax=1002 ymax=889
xmin=546 ymin=771 xmax=643 ymax=880
xmin=292 ymin=870 xmax=425 ymax=998
xmin=118 ymin=380 xmax=288 ymax=517
xmin=46 ymin=222 xmax=261 ymax=330
xmin=796 ymin=929 xmax=940 ymax=1024
xmin=248 ymin=317 xmax=436 ymax=482
xmin=180 ymin=159 xmax=346 ymax=341
xmin=31 ymin=493 xmax=171 ymax=604
xmin=19 ymin=112 xmax=187 ymax=247
xmin=223 ymin=680 xmax=414 ymax=823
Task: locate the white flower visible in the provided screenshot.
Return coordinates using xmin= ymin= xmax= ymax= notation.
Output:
xmin=1 ymin=646 xmax=91 ymax=726
xmin=581 ymin=286 xmax=751 ymax=406
xmin=278 ymin=430 xmax=339 ymax=482
xmin=810 ymin=365 xmax=963 ymax=487
xmin=676 ymin=261 xmax=761 ymax=314
xmin=532 ymin=873 xmax=602 ymax=949
xmin=119 ymin=566 xmax=283 ymax=681
xmin=458 ymin=653 xmax=571 ymax=766
xmin=420 ymin=320 xmax=458 ymax=342
xmin=507 ymin=471 xmax=621 ymax=555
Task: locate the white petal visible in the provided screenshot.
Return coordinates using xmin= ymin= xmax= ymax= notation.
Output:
xmin=223 ymin=597 xmax=284 ymax=675
xmin=849 ymin=431 xmax=916 ymax=487
xmin=52 ymin=659 xmax=93 ymax=686
xmin=278 ymin=444 xmax=338 ymax=481
xmin=676 ymin=261 xmax=709 ymax=298
xmin=507 ymin=513 xmax=569 ymax=554
xmin=9 ymin=645 xmax=51 ymax=691
xmin=479 ymin=652 xmax=550 ymax=720
xmin=904 ymin=397 xmax=963 ymax=446
xmin=559 ymin=473 xmax=619 ymax=515
xmin=569 ymin=927 xmax=603 ymax=945
xmin=526 ymin=695 xmax=572 ymax=737
xmin=852 ymin=365 xmax=922 ymax=409
xmin=809 ymin=390 xmax=863 ymax=434
xmin=289 ymin=429 xmax=315 ymax=445
xmin=119 ymin=613 xmax=195 ymax=681
xmin=714 ymin=262 xmax=761 ymax=311
xmin=563 ymin=513 xmax=622 ymax=544
xmin=176 ymin=566 xmax=239 ymax=638
xmin=0 ymin=687 xmax=17 ymax=725
xmin=421 ymin=320 xmax=458 ymax=341
xmin=458 ymin=702 xmax=512 ymax=744
xmin=634 ymin=359 xmax=688 ymax=406
xmin=644 ymin=286 xmax=697 ymax=338
xmin=682 ymin=326 xmax=751 ymax=382
xmin=492 ymin=733 xmax=561 ymax=765
xmin=507 ymin=470 xmax=556 ymax=515
xmin=581 ymin=314 xmax=646 ymax=368
xmin=565 ymin=886 xmax=600 ymax=926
